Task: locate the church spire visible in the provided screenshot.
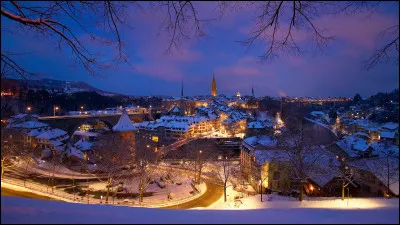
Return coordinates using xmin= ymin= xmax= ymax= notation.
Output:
xmin=251 ymin=85 xmax=255 ymax=97
xmin=211 ymin=73 xmax=217 ymax=96
xmin=181 ymin=75 xmax=184 ymax=98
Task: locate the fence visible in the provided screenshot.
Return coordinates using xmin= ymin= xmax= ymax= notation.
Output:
xmin=1 ymin=176 xmax=205 ymax=208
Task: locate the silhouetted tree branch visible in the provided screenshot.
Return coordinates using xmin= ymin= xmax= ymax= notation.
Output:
xmin=152 ymin=1 xmax=214 ymax=54
xmin=1 ymin=1 xmax=132 ymax=77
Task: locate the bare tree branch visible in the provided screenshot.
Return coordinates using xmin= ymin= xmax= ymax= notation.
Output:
xmin=1 ymin=1 xmax=133 ymax=78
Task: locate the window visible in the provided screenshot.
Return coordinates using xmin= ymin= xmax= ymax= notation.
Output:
xmin=273 ymin=171 xmax=280 ymax=180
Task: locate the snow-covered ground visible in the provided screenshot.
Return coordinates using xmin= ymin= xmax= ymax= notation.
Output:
xmin=6 ymin=159 xmax=206 ymax=206
xmin=206 ymin=186 xmax=399 ymax=211
xmin=87 ymin=178 xmax=202 ymax=205
xmin=1 ymin=195 xmax=398 ymax=224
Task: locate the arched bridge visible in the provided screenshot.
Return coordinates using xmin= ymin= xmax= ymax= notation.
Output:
xmin=39 ymin=113 xmax=150 ymax=135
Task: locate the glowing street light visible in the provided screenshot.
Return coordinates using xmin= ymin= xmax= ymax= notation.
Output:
xmin=53 ymin=106 xmax=59 ymax=117
xmin=26 ymin=106 xmax=31 ymax=112
xmin=310 ymin=185 xmax=314 ymax=197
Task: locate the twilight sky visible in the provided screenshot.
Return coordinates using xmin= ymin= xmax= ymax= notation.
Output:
xmin=1 ymin=1 xmax=399 ymax=98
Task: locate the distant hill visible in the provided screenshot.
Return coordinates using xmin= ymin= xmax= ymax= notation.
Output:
xmin=1 ymin=78 xmax=120 ymax=96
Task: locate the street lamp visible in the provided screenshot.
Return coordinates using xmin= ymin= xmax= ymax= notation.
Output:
xmin=53 ymin=106 xmax=59 ymax=117
xmin=80 ymin=106 xmax=84 ymax=110
xmin=26 ymin=106 xmax=31 ymax=113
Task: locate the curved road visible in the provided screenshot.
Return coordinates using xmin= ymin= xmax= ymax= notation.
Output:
xmin=161 ymin=182 xmax=224 ymax=209
xmin=1 ymin=181 xmax=224 ymax=209
xmin=1 ymin=187 xmax=57 ymax=201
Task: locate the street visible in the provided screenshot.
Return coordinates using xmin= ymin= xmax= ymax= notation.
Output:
xmin=161 ymin=182 xmax=224 ymax=209
xmin=1 ymin=186 xmax=57 ymax=201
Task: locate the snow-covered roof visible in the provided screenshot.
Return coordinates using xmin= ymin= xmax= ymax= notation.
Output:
xmin=309 ymin=168 xmax=340 ymax=188
xmin=348 ymin=119 xmax=372 ymax=128
xmin=12 ymin=121 xmax=49 ymax=129
xmin=112 ymin=110 xmax=137 ymax=132
xmin=73 ymin=131 xmax=99 ymax=137
xmin=247 ymin=121 xmax=274 ymax=129
xmin=349 ymin=158 xmax=399 ymax=195
xmin=336 ymin=135 xmax=372 ymax=157
xmin=380 ymin=131 xmax=395 ymax=139
xmin=353 ymin=139 xmax=370 ymax=152
xmin=254 ymin=150 xmax=290 ymax=165
xmin=247 ymin=121 xmax=264 ymax=129
xmin=12 ymin=113 xmax=28 ymax=119
xmin=335 ymin=140 xmax=359 ymax=158
xmin=168 ymin=105 xmax=181 ymax=114
xmin=382 ymin=122 xmax=399 ymax=131
xmin=354 ymin=132 xmax=369 ymax=138
xmin=243 ymin=135 xmax=277 ymax=149
xmin=138 ymin=115 xmax=209 ymax=132
xmin=310 ymin=111 xmax=326 ymax=117
xmin=36 ymin=128 xmax=68 ymax=140
xmin=50 ymin=140 xmax=63 ymax=147
xmin=370 ymin=142 xmax=399 ymax=158
xmin=365 ymin=127 xmax=379 ymax=132
xmin=26 ymin=128 xmax=48 ymax=137
xmin=54 ymin=144 xmax=66 ymax=154
xmin=66 ymin=146 xmax=84 ymax=160
xmin=74 ymin=139 xmax=93 ymax=151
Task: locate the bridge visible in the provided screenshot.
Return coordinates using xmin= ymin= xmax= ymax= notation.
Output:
xmin=39 ymin=113 xmax=151 ymax=134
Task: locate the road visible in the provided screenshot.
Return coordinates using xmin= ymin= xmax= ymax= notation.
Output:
xmin=3 ymin=161 xmax=225 ymax=209
xmin=1 ymin=186 xmax=58 ymax=201
xmin=161 ymin=182 xmax=224 ymax=209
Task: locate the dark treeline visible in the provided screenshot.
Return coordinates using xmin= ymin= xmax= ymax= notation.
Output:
xmin=5 ymin=90 xmax=162 ymax=116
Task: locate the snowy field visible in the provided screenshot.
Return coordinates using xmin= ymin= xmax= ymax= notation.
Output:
xmin=1 ymin=196 xmax=398 ymax=224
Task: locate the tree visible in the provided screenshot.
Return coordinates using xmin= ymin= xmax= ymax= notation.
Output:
xmin=216 ymin=1 xmax=398 ymax=69
xmin=46 ymin=149 xmax=61 ymax=193
xmin=2 ymin=1 xmax=397 ymax=81
xmin=360 ymin=142 xmax=399 ymax=197
xmin=328 ymin=109 xmax=338 ymax=119
xmin=134 ymin=138 xmax=157 ymax=203
xmin=1 ymin=1 xmax=133 ymax=78
xmin=89 ymin=132 xmax=133 ymax=204
xmin=179 ymin=139 xmax=215 ymax=185
xmin=278 ymin=116 xmax=335 ymax=201
xmin=212 ymin=154 xmax=236 ymax=202
xmin=335 ymin=155 xmax=355 ymax=201
xmin=353 ymin=93 xmax=362 ymax=104
xmin=0 ymin=127 xmax=26 ymax=180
